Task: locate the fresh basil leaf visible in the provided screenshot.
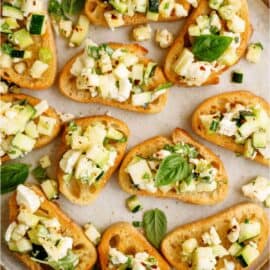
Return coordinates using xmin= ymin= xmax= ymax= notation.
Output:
xmin=32 ymin=166 xmax=48 ymax=182
xmin=143 ymin=209 xmax=167 ymax=248
xmin=0 ymin=163 xmax=30 ymax=194
xmin=155 ymin=154 xmax=191 ymax=186
xmin=61 ymin=0 xmax=85 ymax=16
xmin=48 ymin=0 xmax=63 ymax=19
xmin=192 ymin=34 xmax=233 ymax=62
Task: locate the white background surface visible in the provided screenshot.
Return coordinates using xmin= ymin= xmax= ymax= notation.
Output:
xmin=1 ymin=0 xmax=270 ymax=269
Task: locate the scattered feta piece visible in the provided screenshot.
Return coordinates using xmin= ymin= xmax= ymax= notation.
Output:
xmin=39 ymin=155 xmax=51 ymax=169
xmin=246 ymin=43 xmax=263 ymax=64
xmin=132 ymin=25 xmax=152 ymax=42
xmin=155 ymin=29 xmax=174 ymax=49
xmin=84 ymin=223 xmax=101 ymax=245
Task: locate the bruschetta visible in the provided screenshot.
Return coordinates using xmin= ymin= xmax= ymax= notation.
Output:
xmin=161 ymin=203 xmax=269 ymax=270
xmin=5 ymin=184 xmax=97 ymax=270
xmin=59 ymin=40 xmax=170 ymax=114
xmin=85 ymin=0 xmax=191 ymax=28
xmin=98 ymin=222 xmax=170 ymax=270
xmin=119 ymin=128 xmax=228 ymax=205
xmin=191 ymin=91 xmax=270 ymax=166
xmin=57 ymin=115 xmax=129 ymax=205
xmin=165 ymin=0 xmax=252 ymax=86
xmin=0 ymin=0 xmax=57 ymax=90
xmin=0 ymin=93 xmax=61 ymax=163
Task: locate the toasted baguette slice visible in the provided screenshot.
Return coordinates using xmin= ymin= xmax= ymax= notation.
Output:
xmin=165 ymin=0 xmax=252 ymax=86
xmin=98 ymin=222 xmax=170 ymax=270
xmin=161 ymin=203 xmax=269 ymax=270
xmin=59 ymin=43 xmax=168 ymax=114
xmin=119 ymin=128 xmax=228 ymax=205
xmin=57 ymin=115 xmax=130 ymax=205
xmin=191 ymin=90 xmax=270 ymax=166
xmin=1 ymin=93 xmax=61 ymax=163
xmin=8 ymin=185 xmax=97 ymax=270
xmin=0 ymin=12 xmax=57 ymax=90
xmin=84 ymin=0 xmax=191 ymax=27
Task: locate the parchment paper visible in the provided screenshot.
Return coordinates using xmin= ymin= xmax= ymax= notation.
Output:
xmin=1 ymin=0 xmax=269 ymax=269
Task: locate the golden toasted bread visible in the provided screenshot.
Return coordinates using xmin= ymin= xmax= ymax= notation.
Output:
xmin=191 ymin=90 xmax=270 ymax=166
xmin=161 ymin=203 xmax=269 ymax=270
xmin=118 ymin=128 xmax=228 ymax=205
xmin=84 ymin=0 xmax=191 ymax=27
xmin=165 ymin=0 xmax=252 ymax=86
xmin=1 ymin=93 xmax=61 ymax=163
xmin=98 ymin=222 xmax=170 ymax=270
xmin=8 ymin=185 xmax=97 ymax=270
xmin=0 ymin=12 xmax=57 ymax=90
xmin=59 ymin=43 xmax=168 ymax=114
xmin=57 ymin=115 xmax=129 ymax=205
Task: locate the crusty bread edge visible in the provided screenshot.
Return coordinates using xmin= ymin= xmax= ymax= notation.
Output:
xmin=0 ymin=93 xmax=61 ymax=163
xmin=118 ymin=128 xmax=228 ymax=205
xmin=191 ymin=90 xmax=270 ymax=167
xmin=98 ymin=222 xmax=171 ymax=270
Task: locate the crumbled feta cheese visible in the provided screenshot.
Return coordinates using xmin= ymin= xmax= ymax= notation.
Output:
xmin=155 ymin=29 xmax=174 ymax=49
xmin=133 ymin=25 xmax=152 ymax=42
xmin=109 ymin=247 xmax=128 ymax=265
xmin=0 ymin=81 xmax=8 ymax=94
xmin=39 ymin=155 xmax=51 ymax=169
xmin=84 ymin=223 xmax=101 ymax=245
xmin=153 ymin=149 xmax=171 ymax=159
xmin=174 ymin=4 xmax=188 ymax=17
xmin=14 ymin=62 xmax=26 ymax=74
xmin=30 ymin=60 xmax=48 ymax=79
xmin=227 ymin=15 xmax=246 ymax=33
xmin=218 ymin=113 xmax=237 ymax=136
xmin=5 ymin=222 xmax=17 ymax=242
xmin=227 ymin=217 xmax=240 ymax=243
xmin=187 ymin=0 xmax=198 ymax=7
xmin=202 ymin=226 xmax=221 ymax=245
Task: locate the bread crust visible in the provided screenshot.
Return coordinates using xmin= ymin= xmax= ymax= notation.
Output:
xmin=118 ymin=128 xmax=228 ymax=205
xmin=84 ymin=0 xmax=191 ymax=27
xmin=0 ymin=12 xmax=57 ymax=90
xmin=0 ymin=93 xmax=61 ymax=163
xmin=164 ymin=0 xmax=252 ymax=86
xmin=191 ymin=90 xmax=270 ymax=166
xmin=57 ymin=115 xmax=130 ymax=205
xmin=98 ymin=222 xmax=170 ymax=270
xmin=8 ymin=185 xmax=97 ymax=270
xmin=59 ymin=43 xmax=168 ymax=114
xmin=161 ymin=202 xmax=270 ymax=270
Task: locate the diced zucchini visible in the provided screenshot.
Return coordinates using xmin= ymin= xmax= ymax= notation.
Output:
xmin=109 ymin=0 xmax=128 ymax=14
xmin=135 ymin=0 xmax=147 ymax=13
xmin=38 ymin=47 xmax=52 ymax=64
xmin=147 ymin=0 xmax=159 ymax=21
xmin=84 ymin=123 xmax=107 ymax=145
xmin=159 ymin=0 xmax=174 ymax=18
xmin=25 ymin=121 xmax=39 ymax=138
xmin=27 ymin=14 xmax=46 ymax=35
xmin=15 ymin=237 xmax=32 ymax=253
xmin=59 ymin=19 xmax=73 ymax=38
xmin=232 ymin=71 xmax=243 ymax=83
xmin=34 ymin=100 xmax=48 ymax=117
xmin=209 ymin=0 xmax=223 ymax=10
xmin=147 ymin=11 xmax=159 ymax=21
xmin=218 ymin=5 xmax=235 ymax=20
xmin=132 ymin=92 xmax=152 ymax=106
xmin=218 ymin=47 xmax=238 ymax=66
xmin=2 ymin=4 xmax=23 ymax=20
xmin=69 ymin=15 xmax=89 ymax=47
xmin=239 ymin=121 xmax=258 ymax=138
xmin=41 ymin=179 xmax=59 ymax=200
xmin=236 ymin=244 xmax=260 ymax=267
xmin=244 ymin=139 xmax=256 ymax=159
xmin=131 ymin=64 xmax=144 ymax=85
xmin=182 ymin=238 xmax=198 ymax=254
xmin=106 ymin=127 xmax=124 ymax=141
xmin=228 ymin=242 xmax=243 ymax=256
xmin=238 ymin=221 xmax=261 ymax=243
xmin=12 ymin=29 xmax=33 ymax=49
xmin=246 ymin=43 xmax=263 ymax=64
xmin=212 ymin=245 xmax=229 ymax=258
xmin=252 ymin=131 xmax=267 ymax=148
xmin=12 ymin=133 xmax=36 ymax=152
xmin=86 ymin=145 xmax=110 ymax=168
xmin=8 ymin=146 xmax=23 ymax=159
xmin=144 ymin=62 xmax=157 ymax=84
xmin=17 ymin=211 xmax=40 ymax=227
xmin=30 ymin=60 xmax=48 ymax=78
xmin=174 ymin=48 xmax=194 ymax=76
xmin=10 ymin=49 xmax=24 ymax=58
xmin=188 ymin=24 xmax=201 ymax=36
xmin=39 ymin=155 xmax=51 ymax=168
xmin=27 ymin=224 xmax=48 ymax=245
xmin=37 ymin=116 xmax=57 ymax=136
xmin=126 ymin=195 xmax=143 ymax=213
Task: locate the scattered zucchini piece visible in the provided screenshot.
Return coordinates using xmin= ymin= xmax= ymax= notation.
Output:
xmin=232 ymin=71 xmax=243 ymax=83
xmin=126 ymin=195 xmax=143 ymax=213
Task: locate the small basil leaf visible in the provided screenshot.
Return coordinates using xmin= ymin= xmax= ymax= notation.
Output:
xmin=61 ymin=0 xmax=85 ymax=16
xmin=155 ymin=154 xmax=191 ymax=186
xmin=143 ymin=209 xmax=167 ymax=248
xmin=0 ymin=163 xmax=30 ymax=194
xmin=192 ymin=34 xmax=233 ymax=62
xmin=32 ymin=166 xmax=48 ymax=182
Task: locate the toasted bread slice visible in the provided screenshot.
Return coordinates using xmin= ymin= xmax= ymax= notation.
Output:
xmin=84 ymin=0 xmax=191 ymax=27
xmin=8 ymin=185 xmax=97 ymax=270
xmin=191 ymin=90 xmax=270 ymax=166
xmin=59 ymin=43 xmax=168 ymax=114
xmin=1 ymin=93 xmax=61 ymax=163
xmin=164 ymin=0 xmax=252 ymax=86
xmin=161 ymin=203 xmax=269 ymax=270
xmin=98 ymin=222 xmax=170 ymax=270
xmin=57 ymin=115 xmax=129 ymax=205
xmin=119 ymin=128 xmax=228 ymax=205
xmin=0 ymin=12 xmax=57 ymax=90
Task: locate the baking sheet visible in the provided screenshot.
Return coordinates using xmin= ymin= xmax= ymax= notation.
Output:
xmin=1 ymin=0 xmax=269 ymax=269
